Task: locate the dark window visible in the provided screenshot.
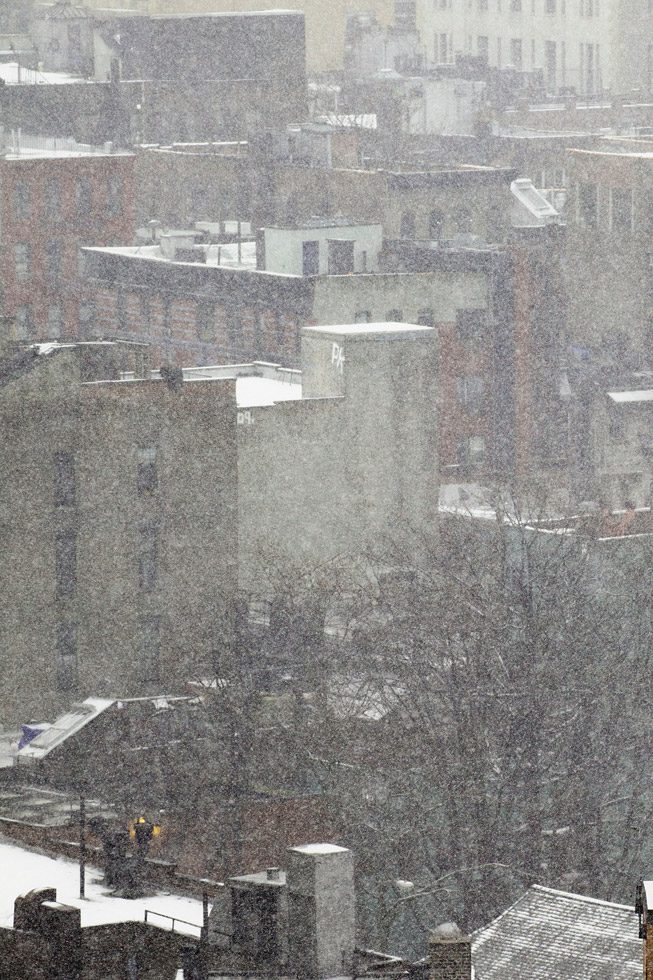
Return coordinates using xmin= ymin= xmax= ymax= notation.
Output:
xmin=55 ymin=530 xmax=77 ymax=599
xmin=456 ymin=209 xmax=473 ymax=235
xmin=107 ymin=175 xmax=123 ymax=217
xmin=140 ymin=293 xmax=151 ymax=327
xmin=46 ymin=241 xmax=62 ymax=286
xmin=53 ymin=453 xmax=76 ymax=507
xmin=76 ymin=175 xmax=92 ymax=214
xmin=417 ymin=309 xmax=435 ymax=327
xmin=116 ymin=292 xmax=128 ymax=331
xmin=611 ymin=187 xmax=632 ymax=233
xmin=400 ymin=212 xmax=416 ymax=238
xmin=13 ymin=181 xmax=30 ymax=221
xmin=139 ymin=523 xmax=159 ymax=592
xmin=546 ymin=0 xmax=556 ymax=11
xmin=458 ymin=436 xmax=486 ymax=465
xmin=386 ymin=309 xmax=403 ymax=321
xmin=228 ymin=309 xmax=243 ymax=348
xmin=355 ymin=310 xmax=372 ymax=323
xmin=47 ymin=305 xmax=62 ymax=339
xmin=196 ymin=301 xmax=216 ymax=341
xmin=429 ymin=209 xmax=444 ymax=240
xmin=45 ymin=179 xmax=61 ymax=221
xmin=510 ymin=37 xmax=523 ymax=68
xmin=137 ymin=447 xmax=158 ymax=496
xmin=14 ymin=244 xmax=31 ymax=281
xmin=578 ymin=182 xmax=598 ymax=228
xmin=79 ymin=299 xmax=96 ymax=335
xmin=163 ymin=299 xmax=173 ymax=339
xmin=510 ymin=0 xmax=522 ymax=9
xmin=456 ymin=309 xmax=487 ymax=343
xmin=457 ymin=375 xmax=486 ymax=412
xmin=302 ymin=240 xmax=320 ymax=276
xmin=14 ymin=305 xmax=33 ymax=340
xmin=139 ymin=616 xmax=161 ymax=682
xmin=56 ymin=621 xmax=78 ymax=691
xmin=328 ymin=239 xmax=355 ymax=275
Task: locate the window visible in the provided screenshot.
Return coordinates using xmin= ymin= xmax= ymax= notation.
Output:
xmin=76 ymin=175 xmax=92 ymax=214
xmin=438 ymin=33 xmax=449 ymax=63
xmin=510 ymin=37 xmax=523 ymax=67
xmin=456 ymin=309 xmax=487 ymax=343
xmin=54 ymin=452 xmax=76 ymax=507
xmin=139 ymin=523 xmax=159 ymax=592
xmin=386 ymin=309 xmax=403 ymax=321
xmin=14 ymin=305 xmax=33 ymax=340
xmin=228 ymin=309 xmax=243 ymax=347
xmin=45 ymin=178 xmax=61 ymax=221
xmin=611 ymin=187 xmax=632 ymax=233
xmin=478 ymin=35 xmax=489 ymax=59
xmin=55 ymin=530 xmax=77 ymax=599
xmin=417 ymin=309 xmax=434 ymax=327
xmin=140 ymin=293 xmax=151 ymax=327
xmin=429 ymin=210 xmax=444 ymax=242
xmin=56 ymin=621 xmax=78 ymax=691
xmin=137 ymin=446 xmax=158 ymax=496
xmin=478 ymin=0 xmax=488 ymax=9
xmin=139 ymin=616 xmax=161 ymax=682
xmin=47 ymin=305 xmax=62 ymax=339
xmin=79 ymin=299 xmax=96 ymax=335
xmin=302 ymin=240 xmax=320 ymax=276
xmin=456 ymin=208 xmax=473 ymax=234
xmin=510 ymin=0 xmax=522 ymax=9
xmin=546 ymin=0 xmax=556 ymax=11
xmin=354 ymin=310 xmax=372 ymax=323
xmin=457 ymin=376 xmax=485 ymax=412
xmin=400 ymin=212 xmax=416 ymax=238
xmin=107 ymin=175 xmax=123 ymax=217
xmin=116 ymin=291 xmax=128 ymax=331
xmin=13 ymin=181 xmax=30 ymax=221
xmin=14 ymin=244 xmax=31 ymax=281
xmin=578 ymin=182 xmax=598 ymax=228
xmin=46 ymin=241 xmax=62 ymax=286
xmin=545 ymin=40 xmax=557 ymax=87
xmin=196 ymin=301 xmax=216 ymax=341
xmin=458 ymin=436 xmax=486 ymax=465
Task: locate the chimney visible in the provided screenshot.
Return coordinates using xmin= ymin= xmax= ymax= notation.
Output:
xmin=429 ymin=924 xmax=473 ymax=980
xmin=287 ymin=843 xmax=355 ymax=978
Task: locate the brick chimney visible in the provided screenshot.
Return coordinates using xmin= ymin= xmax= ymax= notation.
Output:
xmin=430 ymin=924 xmax=473 ymax=980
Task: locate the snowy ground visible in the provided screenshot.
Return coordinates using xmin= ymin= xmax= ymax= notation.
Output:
xmin=0 ymin=837 xmax=206 ymax=936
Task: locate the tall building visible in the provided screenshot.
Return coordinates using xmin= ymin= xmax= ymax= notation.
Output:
xmin=415 ymin=0 xmax=653 ymax=95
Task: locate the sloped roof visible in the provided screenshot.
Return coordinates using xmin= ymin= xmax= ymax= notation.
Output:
xmin=472 ymin=885 xmax=640 ymax=979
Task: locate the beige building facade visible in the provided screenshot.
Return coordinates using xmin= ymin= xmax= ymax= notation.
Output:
xmin=415 ymin=0 xmax=653 ymax=95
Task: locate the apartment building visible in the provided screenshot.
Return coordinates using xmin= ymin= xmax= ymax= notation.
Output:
xmin=0 ymin=136 xmax=135 ymax=345
xmin=415 ymin=0 xmax=653 ymax=95
xmin=0 ymin=341 xmax=238 ymax=724
xmin=564 ymin=144 xmax=653 ymax=363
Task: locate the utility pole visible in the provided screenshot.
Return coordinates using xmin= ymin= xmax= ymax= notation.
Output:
xmin=79 ymin=795 xmax=86 ymax=899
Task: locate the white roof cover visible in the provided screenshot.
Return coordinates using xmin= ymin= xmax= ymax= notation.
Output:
xmin=18 ymin=698 xmax=114 ymax=761
xmin=608 ymin=389 xmax=653 ymax=403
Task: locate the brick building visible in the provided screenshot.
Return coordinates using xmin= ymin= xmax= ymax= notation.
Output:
xmin=81 ymin=218 xmax=565 ymax=487
xmin=0 ymin=136 xmax=135 ymax=345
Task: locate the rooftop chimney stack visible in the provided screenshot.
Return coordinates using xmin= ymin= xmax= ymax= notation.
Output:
xmin=429 ymin=924 xmax=473 ymax=980
xmin=287 ymin=843 xmax=355 ymax=978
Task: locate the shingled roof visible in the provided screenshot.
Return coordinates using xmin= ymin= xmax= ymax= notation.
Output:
xmin=472 ymin=884 xmax=641 ymax=979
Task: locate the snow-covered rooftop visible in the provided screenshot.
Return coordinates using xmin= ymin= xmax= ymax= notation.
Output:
xmin=608 ymin=389 xmax=653 ymax=403
xmin=0 ymin=62 xmax=83 ymax=86
xmin=0 ymin=838 xmax=205 ymax=934
xmin=303 ymin=322 xmax=434 ymax=338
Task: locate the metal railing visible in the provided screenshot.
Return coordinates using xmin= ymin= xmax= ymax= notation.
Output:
xmin=143 ymin=909 xmax=203 ymax=937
